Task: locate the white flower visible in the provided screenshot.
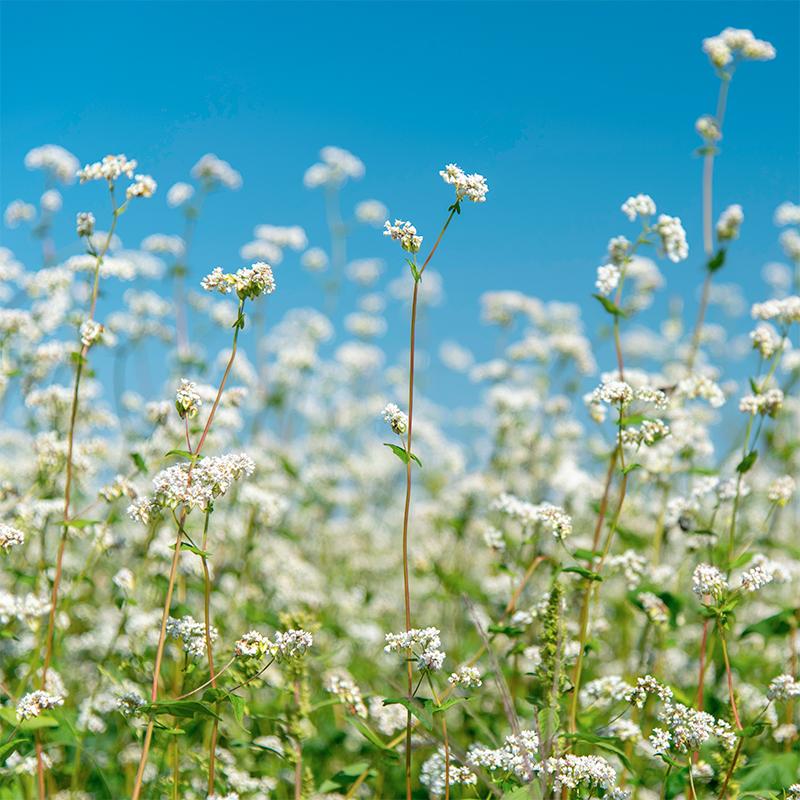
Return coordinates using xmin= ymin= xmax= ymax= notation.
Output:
xmin=703 ymin=28 xmax=776 ymax=69
xmin=0 ymin=523 xmax=25 ymax=551
xmin=355 ymin=199 xmax=388 ymax=225
xmin=655 ymin=214 xmax=689 ymax=262
xmin=192 ymin=154 xmax=242 ymax=190
xmin=385 ymin=627 xmax=446 ymax=672
xmin=17 ymin=690 xmax=64 ymax=720
xmin=775 ymin=202 xmax=800 ymax=227
xmin=692 ymin=563 xmax=728 ymax=600
xmin=767 ymin=674 xmax=800 ymax=701
xmin=78 ymin=154 xmax=138 ymax=183
xmin=126 ymin=174 xmax=157 ymax=200
xmin=383 ymin=219 xmax=422 ymax=253
xmin=439 ymin=163 xmax=489 ymax=203
xmin=595 ymin=264 xmax=620 ymax=296
xmin=201 ymin=262 xmax=276 ymax=300
xmin=25 ymin=144 xmax=79 ymax=183
xmin=167 ymin=181 xmax=195 ymax=207
xmin=76 ymin=212 xmax=95 ymax=238
xmin=621 ymin=194 xmax=656 ymax=221
xmin=175 ymin=379 xmax=202 ymax=419
xmin=382 ymin=403 xmax=408 ymax=435
xmin=4 ymin=200 xmax=36 ymax=228
xmin=80 ymin=319 xmax=103 ymax=348
xmin=768 ymin=475 xmax=795 ymax=506
xmin=448 ymin=665 xmax=482 ymax=688
xmin=739 ymin=388 xmax=784 ymax=417
xmin=716 ymin=204 xmax=744 ymax=241
xmin=695 ymin=115 xmax=722 ymax=142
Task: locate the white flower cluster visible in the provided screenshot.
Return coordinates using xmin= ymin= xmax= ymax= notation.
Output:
xmin=384 ymin=627 xmax=446 ymax=671
xmin=167 ymin=181 xmax=195 ymax=207
xmin=16 ymin=690 xmax=64 ymax=720
xmin=304 ymin=146 xmax=364 ymax=188
xmin=590 ymin=380 xmax=668 ymax=409
xmin=201 ymin=262 xmax=276 ymax=301
xmin=324 ymin=673 xmax=367 ymax=718
xmin=79 ymin=319 xmax=103 ymax=348
xmin=0 ymin=523 xmax=25 ymax=551
xmin=131 ymin=452 xmax=255 ymax=517
xmin=716 ymin=204 xmax=744 ymax=241
xmin=77 ymin=154 xmax=138 ymax=183
xmin=702 ymin=27 xmax=776 ymax=69
xmin=439 ymin=163 xmax=489 ymax=203
xmin=767 ymin=674 xmax=800 ymax=701
xmin=233 ymin=628 xmax=313 ymax=661
xmin=739 ymin=388 xmax=784 ymax=417
xmin=116 ymin=689 xmax=146 ymax=718
xmin=739 ymin=554 xmax=790 ymax=593
xmin=76 ymin=211 xmax=95 ymax=238
xmin=126 ymin=174 xmax=157 ymax=200
xmin=775 ymin=202 xmax=800 ymax=227
xmin=651 ymin=702 xmax=737 ymax=753
xmin=492 ymin=493 xmax=572 ymax=540
xmin=420 ymin=749 xmax=477 ymax=797
xmin=4 ymin=200 xmax=36 ymax=228
xmin=621 ymin=194 xmax=657 ymax=222
xmin=468 ymin=730 xmax=540 ymax=780
xmin=692 ymin=563 xmax=728 ymax=600
xmin=655 ymin=214 xmax=689 ymax=262
xmin=383 ymin=219 xmax=422 ymax=254
xmin=622 ymin=418 xmax=671 ymax=447
xmin=166 ymin=614 xmax=218 ymax=658
xmin=625 ymin=675 xmax=675 ymax=708
xmin=175 ymin=378 xmax=202 ymax=419
xmin=695 ymin=115 xmax=722 ymax=142
xmin=595 ymin=264 xmax=620 ymax=296
xmin=191 ymin=153 xmax=242 ymax=190
xmin=768 ymin=475 xmax=795 ymax=506
xmin=381 ymin=403 xmax=408 ymax=435
xmin=580 ymin=675 xmax=634 ymax=709
xmin=676 ymin=374 xmax=726 ymax=408
xmin=448 ymin=665 xmax=482 ymax=688
xmin=750 ymin=324 xmax=783 ymax=359
xmin=25 ymin=144 xmax=79 ymax=183
xmin=535 ymin=754 xmax=618 ymax=792
xmin=751 ymin=296 xmax=800 ymax=325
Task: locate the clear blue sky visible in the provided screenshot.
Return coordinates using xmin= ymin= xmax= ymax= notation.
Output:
xmin=1 ymin=1 xmax=798 ymax=400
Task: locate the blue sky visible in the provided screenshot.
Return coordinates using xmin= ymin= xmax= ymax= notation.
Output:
xmin=1 ymin=1 xmax=798 ymax=403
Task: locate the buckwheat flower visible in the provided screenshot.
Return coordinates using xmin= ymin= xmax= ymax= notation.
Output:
xmin=166 ymin=615 xmax=217 ymax=658
xmin=788 ymin=784 xmax=800 ymax=799
xmin=234 ymin=630 xmax=270 ymax=659
xmin=676 ymin=374 xmax=726 ymax=407
xmin=272 ymin=629 xmax=313 ymax=660
xmin=40 ymin=189 xmax=62 ymax=213
xmin=383 ymin=219 xmax=422 ymax=253
xmin=127 ymin=496 xmax=157 ymax=525
xmin=535 ymin=754 xmax=617 ymax=791
xmin=581 ymin=676 xmax=634 ymax=708
xmin=780 ymin=229 xmax=800 ymax=261
xmin=166 ymin=181 xmax=194 ymax=207
xmin=80 ymin=319 xmax=103 ymax=348
xmin=739 ymin=388 xmax=784 ymax=417
xmin=716 ymin=204 xmax=744 ymax=241
xmin=750 ymin=324 xmax=782 ymax=358
xmin=355 ymin=199 xmax=388 ymax=225
xmin=439 ymin=163 xmax=489 ymax=203
xmin=649 ymin=728 xmax=672 ymax=754
xmin=775 ymin=202 xmax=800 ymax=226
xmin=740 ymin=564 xmax=774 ymax=592
xmin=695 ymin=115 xmax=722 ymax=142
xmin=76 ymin=212 xmax=95 ymax=238
xmin=385 ymin=627 xmax=446 ymax=671
xmin=692 ymin=563 xmax=728 ymax=600
xmin=767 ymin=674 xmax=800 ymax=701
xmin=112 ymin=568 xmax=134 ymax=592
xmin=595 ymin=264 xmax=620 ymax=296
xmin=768 ymin=475 xmax=795 ymax=506
xmin=78 ymin=154 xmax=137 ymax=183
xmin=368 ymin=696 xmax=406 ymax=735
xmin=381 ymin=402 xmax=408 ymax=435
xmin=591 ymin=379 xmax=634 ymax=407
xmin=192 ymin=153 xmax=242 ymax=190
xmin=175 ymin=378 xmax=202 ymax=419
xmin=4 ymin=200 xmax=36 ymax=228
xmin=99 ymin=475 xmax=136 ymax=502
xmin=201 ymin=263 xmax=276 ymax=300
xmin=304 ymin=146 xmax=364 ymax=187
xmin=16 ymin=690 xmax=64 ymax=720
xmin=324 ymin=673 xmax=368 ymax=717
xmin=298 ymin=247 xmax=327 ymax=272
xmin=751 ymin=296 xmax=800 ymax=324
xmin=621 ymin=194 xmax=656 ymax=221
xmin=421 ymin=749 xmax=477 ymax=797
xmin=0 ymin=523 xmax=24 ymax=551
xmin=624 ymin=676 xmax=673 ymax=708
xmin=116 ymin=690 xmax=146 ymax=718
xmin=126 ymin=174 xmax=157 ymax=200
xmin=639 ymin=592 xmax=669 ymax=625
xmin=448 ymin=665 xmax=482 ymax=688
xmin=655 ymin=214 xmax=689 ymax=262
xmin=25 ymin=144 xmax=79 ymax=183
xmin=468 ymin=731 xmax=540 ymax=779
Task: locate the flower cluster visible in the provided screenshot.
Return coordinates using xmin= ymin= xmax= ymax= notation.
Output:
xmin=383 ymin=219 xmax=423 ymax=253
xmin=702 ymin=27 xmax=776 ymax=69
xmin=77 ymin=154 xmax=138 ymax=183
xmin=16 ymin=690 xmax=64 ymax=720
xmin=201 ymin=262 xmax=276 ymax=301
xmin=448 ymin=665 xmax=482 ymax=688
xmin=234 ymin=629 xmax=313 ymax=661
xmin=382 ymin=402 xmax=408 ymax=435
xmin=439 ymin=163 xmax=489 ymax=203
xmin=166 ymin=614 xmax=218 ymax=658
xmin=0 ymin=523 xmax=25 ymax=551
xmin=175 ymin=378 xmax=202 ymax=419
xmin=384 ymin=627 xmax=446 ymax=671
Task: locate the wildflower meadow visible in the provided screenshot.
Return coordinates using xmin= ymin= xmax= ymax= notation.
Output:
xmin=0 ymin=10 xmax=799 ymax=800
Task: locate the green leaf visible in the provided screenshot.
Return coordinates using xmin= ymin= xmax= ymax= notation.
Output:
xmin=164 ymin=448 xmax=195 ymax=461
xmin=592 ymin=293 xmax=626 ymax=317
xmin=0 ymin=707 xmax=59 ymax=730
xmin=352 ymin=720 xmax=393 ymax=751
xmin=229 ymin=693 xmax=245 ymax=725
xmin=740 ymin=608 xmax=797 ymax=639
xmin=383 ymin=443 xmax=422 ymax=468
xmin=707 ymin=247 xmax=727 ymax=273
xmin=0 ymin=739 xmax=24 ymax=759
xmin=383 ymin=697 xmax=434 ymax=733
xmin=572 ymin=548 xmax=601 ymax=561
xmin=66 ymin=518 xmax=99 ymax=529
xmin=562 ymin=566 xmax=603 ymax=582
xmin=621 ymin=463 xmax=641 ymax=475
xmin=130 ymin=452 xmax=147 ymax=473
xmin=736 ymin=450 xmax=758 ymax=474
xmin=171 ymin=541 xmax=211 ymax=558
